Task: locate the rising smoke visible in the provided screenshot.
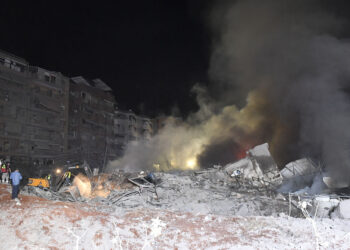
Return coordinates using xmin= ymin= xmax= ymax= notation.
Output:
xmin=108 ymin=0 xmax=350 ymax=184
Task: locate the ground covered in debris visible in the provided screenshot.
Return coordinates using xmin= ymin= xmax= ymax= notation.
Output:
xmin=1 ymin=184 xmax=350 ymax=249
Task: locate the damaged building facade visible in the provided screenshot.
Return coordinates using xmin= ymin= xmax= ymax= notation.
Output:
xmin=0 ymin=50 xmax=153 ymax=173
xmin=114 ymin=109 xmax=153 ymax=156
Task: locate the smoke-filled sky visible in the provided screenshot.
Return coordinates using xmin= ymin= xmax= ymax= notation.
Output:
xmin=3 ymin=1 xmax=350 ymax=181
xmin=107 ymin=0 xmax=350 ymax=185
xmin=206 ymin=0 xmax=350 ymax=180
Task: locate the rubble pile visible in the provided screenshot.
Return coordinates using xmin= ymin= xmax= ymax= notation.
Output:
xmin=223 ymin=143 xmax=282 ymax=189
xmin=94 ymin=169 xmax=294 ymax=216
xmin=22 ymin=143 xmax=350 ymax=219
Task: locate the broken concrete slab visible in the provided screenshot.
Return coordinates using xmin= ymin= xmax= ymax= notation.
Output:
xmin=280 ymin=158 xmax=320 ymax=180
xmin=224 ymin=143 xmax=282 ymax=188
xmin=247 ymin=143 xmax=279 ymax=174
xmin=312 ymin=195 xmax=340 ymax=218
xmin=322 ymin=176 xmax=349 ymax=189
xmin=331 ymin=199 xmax=350 ymax=219
xmin=278 ymin=159 xmax=323 ymax=193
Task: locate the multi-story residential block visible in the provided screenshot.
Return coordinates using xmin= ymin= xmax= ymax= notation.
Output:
xmin=136 ymin=116 xmax=153 ymax=141
xmin=152 ymin=115 xmax=181 ymax=134
xmin=0 ymin=50 xmax=70 ymax=174
xmin=114 ymin=109 xmax=153 ymax=154
xmin=69 ymin=76 xmax=117 ymax=170
xmin=0 ymin=49 xmax=154 ymax=174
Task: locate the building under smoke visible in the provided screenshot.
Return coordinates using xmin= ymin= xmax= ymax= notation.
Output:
xmin=114 ymin=109 xmax=153 ymax=156
xmin=0 ymin=50 xmax=153 ymax=174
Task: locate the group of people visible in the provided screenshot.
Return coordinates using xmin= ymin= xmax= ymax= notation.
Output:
xmin=0 ymin=159 xmax=22 ymax=201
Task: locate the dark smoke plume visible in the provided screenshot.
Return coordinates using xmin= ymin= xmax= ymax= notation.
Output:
xmin=108 ymin=0 xmax=350 ymax=186
xmin=204 ymin=0 xmax=350 ymax=183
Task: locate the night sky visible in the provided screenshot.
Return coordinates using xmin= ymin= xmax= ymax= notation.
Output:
xmin=0 ymin=1 xmax=211 ymax=117
xmin=1 ymin=1 xmax=350 ymax=118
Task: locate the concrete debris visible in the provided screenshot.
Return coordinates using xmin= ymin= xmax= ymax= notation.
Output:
xmin=287 ymin=193 xmax=348 ymax=218
xmin=128 ymin=176 xmax=154 ymax=189
xmin=280 ymin=158 xmax=320 ymax=180
xmin=224 ymin=143 xmax=282 ymax=188
xmin=332 ymin=199 xmax=350 ymax=219
xmin=278 ymin=158 xmax=322 ymax=193
xmin=93 ymin=168 xmax=99 ymax=176
xmin=312 ymin=195 xmax=341 ymax=218
xmin=322 ymin=176 xmax=349 ymax=189
xmin=104 ymin=171 xmax=296 ymax=216
xmin=21 ymin=142 xmax=350 ymax=219
xmin=279 ymin=157 xmax=350 ymax=196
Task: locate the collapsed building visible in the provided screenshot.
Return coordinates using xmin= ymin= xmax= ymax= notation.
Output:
xmin=23 ymin=142 xmax=350 ymax=219
xmin=1 ymin=49 xmax=348 ymax=219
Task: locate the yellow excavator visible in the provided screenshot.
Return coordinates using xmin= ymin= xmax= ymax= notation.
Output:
xmin=27 ymin=163 xmax=92 ymax=191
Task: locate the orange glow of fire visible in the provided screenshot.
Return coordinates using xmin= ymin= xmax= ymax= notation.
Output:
xmin=235 ymin=147 xmax=249 ymax=159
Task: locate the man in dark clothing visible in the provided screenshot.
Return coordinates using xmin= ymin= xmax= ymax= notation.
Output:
xmin=10 ymin=169 xmax=22 ymax=201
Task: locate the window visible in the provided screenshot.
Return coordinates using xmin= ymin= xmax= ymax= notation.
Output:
xmin=50 ymin=75 xmax=56 ymax=83
xmin=44 ymin=74 xmax=50 ymax=82
xmin=116 ymin=114 xmax=127 ymax=119
xmin=3 ymin=141 xmax=10 ymax=152
xmin=129 ymin=115 xmax=136 ymax=124
xmin=17 ymin=64 xmax=26 ymax=72
xmin=4 ymin=59 xmax=11 ymax=68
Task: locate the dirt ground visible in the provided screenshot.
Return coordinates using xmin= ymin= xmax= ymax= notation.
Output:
xmin=1 ymin=184 xmax=350 ymax=249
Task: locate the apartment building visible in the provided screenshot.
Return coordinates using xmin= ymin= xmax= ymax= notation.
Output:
xmin=0 ymin=49 xmax=154 ymax=173
xmin=69 ymin=77 xmax=117 ymax=170
xmin=0 ymin=50 xmax=69 ymax=174
xmin=114 ymin=109 xmax=153 ymax=154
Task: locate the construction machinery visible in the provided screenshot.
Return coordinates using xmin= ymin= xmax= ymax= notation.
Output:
xmin=27 ymin=162 xmax=92 ymax=192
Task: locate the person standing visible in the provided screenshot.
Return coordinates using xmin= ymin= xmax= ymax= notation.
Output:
xmin=1 ymin=162 xmax=9 ymax=184
xmin=7 ymin=163 xmax=11 ymax=184
xmin=64 ymin=171 xmax=71 ymax=185
xmin=1 ymin=162 xmax=7 ymax=183
xmin=10 ymin=169 xmax=22 ymax=200
xmin=46 ymin=173 xmax=52 ymax=187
